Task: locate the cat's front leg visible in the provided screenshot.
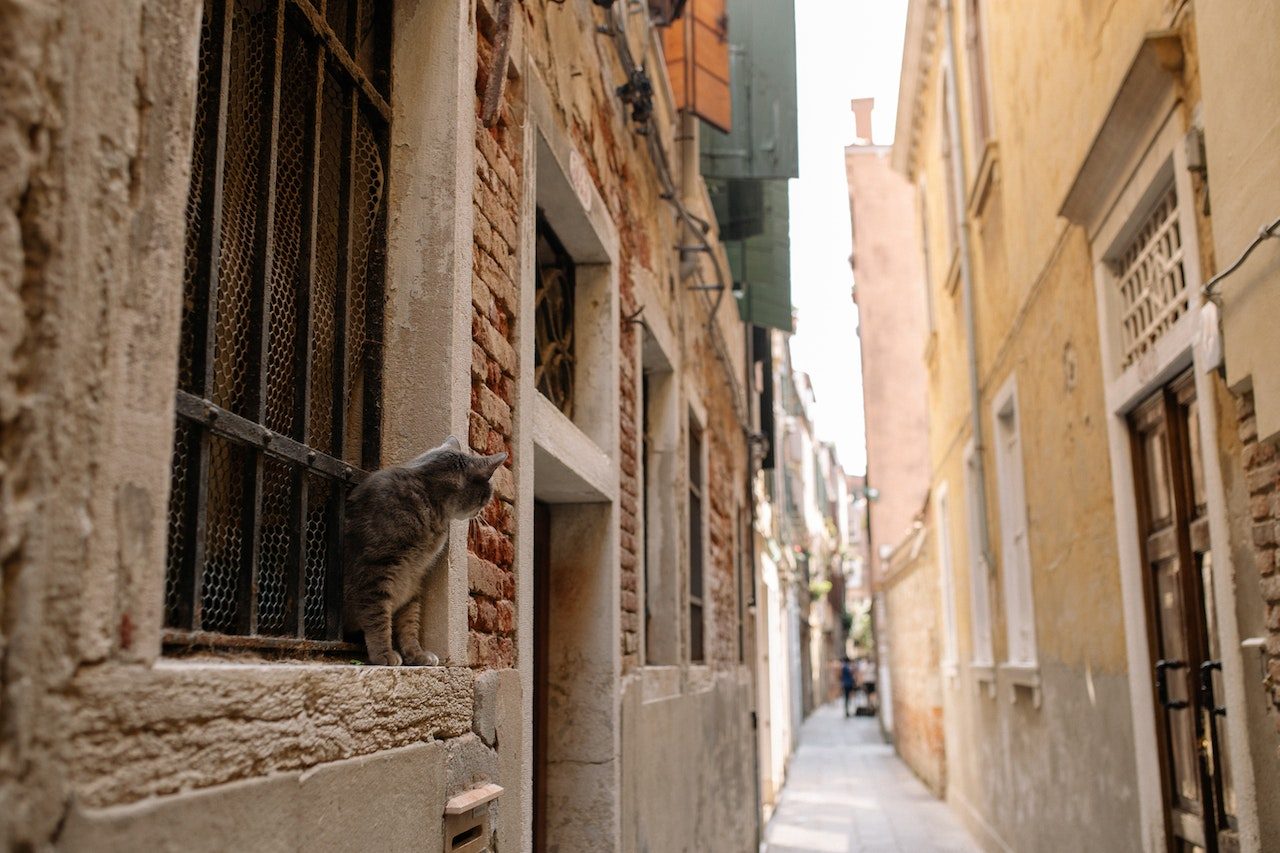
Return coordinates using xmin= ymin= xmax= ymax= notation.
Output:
xmin=394 ymin=598 xmax=440 ymax=666
xmin=361 ymin=601 xmax=401 ymax=666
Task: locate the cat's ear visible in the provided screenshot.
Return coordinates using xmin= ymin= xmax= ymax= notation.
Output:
xmin=443 ymin=435 xmax=463 ymax=451
xmin=475 ymin=452 xmax=508 ymax=479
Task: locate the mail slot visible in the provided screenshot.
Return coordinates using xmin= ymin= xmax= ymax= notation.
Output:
xmin=444 ymin=783 xmax=504 ymax=853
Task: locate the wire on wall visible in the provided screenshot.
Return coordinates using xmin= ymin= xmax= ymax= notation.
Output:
xmin=600 ymin=0 xmax=753 ymax=438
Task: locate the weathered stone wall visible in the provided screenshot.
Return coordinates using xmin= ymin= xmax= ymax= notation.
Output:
xmin=0 ymin=0 xmax=517 ymax=847
xmin=0 ymin=0 xmax=204 ymax=843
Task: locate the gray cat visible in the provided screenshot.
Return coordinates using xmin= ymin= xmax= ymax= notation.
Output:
xmin=343 ymin=436 xmax=507 ymax=666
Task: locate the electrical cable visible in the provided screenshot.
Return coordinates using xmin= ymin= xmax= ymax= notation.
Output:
xmin=602 ymin=1 xmax=753 ymax=438
xmin=1201 ymin=216 xmax=1280 ymax=299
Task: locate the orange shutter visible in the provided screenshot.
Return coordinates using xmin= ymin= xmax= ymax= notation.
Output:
xmin=662 ymin=0 xmax=731 ymax=132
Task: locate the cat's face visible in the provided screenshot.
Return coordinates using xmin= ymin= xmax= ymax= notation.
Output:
xmin=418 ymin=436 xmax=507 ymax=519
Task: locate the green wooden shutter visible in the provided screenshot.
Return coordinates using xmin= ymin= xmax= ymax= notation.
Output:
xmin=718 ymin=178 xmax=792 ymax=333
xmin=700 ymin=0 xmax=798 ymax=180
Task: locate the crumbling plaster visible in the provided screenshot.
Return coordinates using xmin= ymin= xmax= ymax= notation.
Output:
xmin=0 ymin=0 xmax=509 ymax=847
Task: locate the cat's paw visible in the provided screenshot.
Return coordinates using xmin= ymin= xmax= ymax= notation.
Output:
xmin=369 ymin=650 xmax=402 ymax=666
xmin=403 ymin=649 xmax=440 ymax=667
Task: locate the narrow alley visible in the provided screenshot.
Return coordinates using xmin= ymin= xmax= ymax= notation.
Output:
xmin=764 ymin=705 xmax=978 ymax=853
xmin=5 ymin=0 xmax=1280 ymax=851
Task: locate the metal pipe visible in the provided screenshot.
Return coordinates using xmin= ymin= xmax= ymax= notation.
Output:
xmin=1201 ymin=215 xmax=1280 ymax=298
xmin=940 ymin=0 xmax=995 ymax=570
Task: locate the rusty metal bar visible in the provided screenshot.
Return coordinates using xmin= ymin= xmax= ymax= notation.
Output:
xmin=187 ymin=0 xmax=238 ymax=632
xmin=360 ymin=117 xmax=386 ymax=471
xmin=286 ymin=0 xmax=390 ymax=122
xmin=324 ymin=486 xmax=346 ymax=640
xmin=175 ymin=391 xmax=366 ymax=484
xmin=329 ymin=87 xmax=356 ymax=458
xmin=163 ymin=628 xmax=360 ymax=655
xmin=235 ymin=0 xmax=288 ymax=637
xmin=289 ymin=472 xmax=309 ymax=636
xmin=481 ymin=0 xmax=517 ymax=127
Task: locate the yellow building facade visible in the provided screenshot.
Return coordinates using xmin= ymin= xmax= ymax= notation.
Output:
xmin=893 ymin=0 xmax=1280 ymax=850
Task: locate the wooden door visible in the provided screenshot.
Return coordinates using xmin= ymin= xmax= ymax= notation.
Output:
xmin=1131 ymin=371 xmax=1236 ymax=852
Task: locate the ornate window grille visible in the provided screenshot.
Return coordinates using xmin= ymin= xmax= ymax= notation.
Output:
xmin=534 ymin=213 xmax=576 ymax=418
xmin=1113 ymin=185 xmax=1187 ymax=369
xmin=164 ymin=0 xmax=390 ymax=650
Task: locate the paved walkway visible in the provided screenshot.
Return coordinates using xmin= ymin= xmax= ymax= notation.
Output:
xmin=763 ymin=703 xmax=980 ymax=853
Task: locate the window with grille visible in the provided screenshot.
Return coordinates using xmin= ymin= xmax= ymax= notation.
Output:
xmin=1112 ymin=184 xmax=1187 ymax=369
xmin=534 ymin=213 xmax=576 ymax=419
xmin=164 ymin=0 xmax=390 ymax=649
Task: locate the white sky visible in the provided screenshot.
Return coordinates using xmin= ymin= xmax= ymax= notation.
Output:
xmin=788 ymin=0 xmax=908 ymax=476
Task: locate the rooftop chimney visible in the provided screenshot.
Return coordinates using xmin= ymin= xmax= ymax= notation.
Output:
xmin=851 ymin=97 xmax=875 ymax=145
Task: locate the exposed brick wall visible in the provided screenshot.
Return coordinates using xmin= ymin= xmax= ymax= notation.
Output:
xmin=1237 ymin=390 xmax=1280 ymax=738
xmin=520 ymin=3 xmax=748 ymax=674
xmin=708 ymin=426 xmax=739 ymax=664
xmin=619 ymin=269 xmax=642 ymax=671
xmin=468 ymin=16 xmax=521 ymax=670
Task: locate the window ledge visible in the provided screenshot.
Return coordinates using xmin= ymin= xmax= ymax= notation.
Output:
xmin=942 ymin=660 xmax=960 ymax=684
xmin=966 ymin=140 xmax=999 ymax=219
xmin=999 ymin=661 xmax=1042 ymax=708
xmin=971 ymin=661 xmax=997 ymax=697
xmin=944 ymin=249 xmax=962 ymax=297
xmin=641 ymin=664 xmax=682 ymax=704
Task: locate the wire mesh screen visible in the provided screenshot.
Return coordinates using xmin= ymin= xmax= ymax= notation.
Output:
xmin=164 ymin=0 xmax=390 ymax=649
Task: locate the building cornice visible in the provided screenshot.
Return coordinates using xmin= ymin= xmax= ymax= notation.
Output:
xmin=889 ymin=0 xmax=940 ymax=178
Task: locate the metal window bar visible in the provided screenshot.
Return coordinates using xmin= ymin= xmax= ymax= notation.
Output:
xmin=164 ymin=0 xmax=389 ymax=652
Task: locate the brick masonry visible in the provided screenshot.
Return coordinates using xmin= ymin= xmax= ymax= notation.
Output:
xmin=1237 ymin=390 xmax=1280 ymax=741
xmin=468 ymin=15 xmax=521 ymax=671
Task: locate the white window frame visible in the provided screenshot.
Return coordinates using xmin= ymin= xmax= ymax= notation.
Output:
xmin=963 ymin=441 xmax=996 ymax=695
xmin=938 ymin=60 xmax=962 ymax=264
xmin=962 ymin=0 xmax=995 ymax=156
xmin=991 ymin=375 xmax=1040 ymax=705
xmin=935 ymin=482 xmax=959 ymax=680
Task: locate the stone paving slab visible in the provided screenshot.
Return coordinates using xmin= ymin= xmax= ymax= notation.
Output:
xmin=763 ymin=703 xmax=981 ymax=853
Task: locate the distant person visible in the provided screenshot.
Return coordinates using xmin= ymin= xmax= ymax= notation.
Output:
xmin=857 ymin=657 xmax=878 ymax=714
xmin=840 ymin=656 xmax=856 ymax=717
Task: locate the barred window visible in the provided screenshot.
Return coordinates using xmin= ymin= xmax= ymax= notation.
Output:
xmin=534 ymin=212 xmax=576 ymax=419
xmin=164 ymin=0 xmax=391 ymax=650
xmin=1112 ymin=184 xmax=1187 ymax=369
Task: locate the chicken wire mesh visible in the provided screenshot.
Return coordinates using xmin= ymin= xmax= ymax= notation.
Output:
xmin=163 ymin=0 xmax=388 ymax=647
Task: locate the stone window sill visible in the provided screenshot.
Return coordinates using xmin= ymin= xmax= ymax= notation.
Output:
xmin=971 ymin=662 xmax=996 ymax=698
xmin=66 ymin=659 xmax=476 ymax=807
xmin=999 ymin=661 xmax=1042 ymax=708
xmin=966 ymin=140 xmax=999 ymax=219
xmin=944 ymin=249 xmax=962 ymax=297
